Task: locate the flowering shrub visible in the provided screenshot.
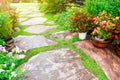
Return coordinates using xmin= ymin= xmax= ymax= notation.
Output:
xmin=92 ymin=11 xmax=115 ymax=40
xmin=0 ymin=51 xmax=23 ymax=80
xmin=0 ymin=45 xmax=27 ymax=80
xmin=70 ymin=10 xmax=95 ymax=32
xmin=112 ymin=17 xmax=120 ymax=45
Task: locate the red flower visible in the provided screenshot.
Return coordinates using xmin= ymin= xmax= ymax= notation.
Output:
xmin=105 ymin=28 xmax=109 ymax=32
xmin=70 ymin=17 xmax=75 ymax=22
xmin=115 ymin=35 xmax=119 ymax=39
xmin=75 ymin=15 xmax=80 ymax=20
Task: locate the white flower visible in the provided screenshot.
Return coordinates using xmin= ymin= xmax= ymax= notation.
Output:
xmin=23 ymin=50 xmax=27 ymax=53
xmin=0 ymin=45 xmax=2 ymax=47
xmin=15 ymin=46 xmax=22 ymax=53
xmin=22 ymin=69 xmax=26 ymax=72
xmin=4 ymin=64 xmax=7 ymax=67
xmin=11 ymin=72 xmax=17 ymax=77
xmin=12 ymin=63 xmax=15 ymax=67
xmin=7 ymin=52 xmax=13 ymax=57
xmin=0 ymin=69 xmax=4 ymax=73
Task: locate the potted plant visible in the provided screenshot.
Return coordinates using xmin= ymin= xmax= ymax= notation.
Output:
xmin=112 ymin=17 xmax=120 ymax=56
xmin=91 ymin=11 xmax=114 ymax=48
xmin=70 ymin=10 xmax=95 ymax=40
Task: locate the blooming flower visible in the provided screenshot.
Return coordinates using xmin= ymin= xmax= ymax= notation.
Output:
xmin=24 ymin=64 xmax=32 ymax=70
xmin=0 ymin=47 xmax=7 ymax=52
xmin=4 ymin=64 xmax=7 ymax=67
xmin=101 ymin=21 xmax=106 ymax=26
xmin=15 ymin=46 xmax=21 ymax=53
xmin=12 ymin=63 xmax=15 ymax=67
xmin=11 ymin=72 xmax=17 ymax=77
xmin=0 ymin=69 xmax=4 ymax=73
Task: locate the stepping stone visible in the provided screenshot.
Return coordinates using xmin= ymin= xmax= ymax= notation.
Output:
xmin=50 ymin=30 xmax=78 ymax=40
xmin=24 ymin=25 xmax=56 ymax=34
xmin=21 ymin=18 xmax=47 ymax=25
xmin=19 ymin=18 xmax=27 ymax=22
xmin=22 ymin=48 xmax=98 ymax=80
xmin=14 ymin=35 xmax=56 ymax=50
xmin=19 ymin=11 xmax=31 ymax=15
xmin=27 ymin=13 xmax=44 ymax=17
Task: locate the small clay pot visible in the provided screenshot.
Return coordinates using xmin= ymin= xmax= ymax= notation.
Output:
xmin=91 ymin=36 xmax=112 ymax=48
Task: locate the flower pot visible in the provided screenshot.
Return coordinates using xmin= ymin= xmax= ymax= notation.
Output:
xmin=116 ymin=45 xmax=120 ymax=57
xmin=78 ymin=32 xmax=87 ymax=40
xmin=91 ymin=36 xmax=111 ymax=48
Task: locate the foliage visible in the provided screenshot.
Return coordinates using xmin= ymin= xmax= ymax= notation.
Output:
xmin=0 ymin=51 xmax=23 ymax=80
xmin=55 ymin=6 xmax=84 ymax=32
xmin=39 ymin=0 xmax=67 ymax=13
xmin=84 ymin=0 xmax=120 ymax=17
xmin=0 ymin=39 xmax=6 ymax=45
xmin=55 ymin=11 xmax=74 ymax=31
xmin=70 ymin=10 xmax=95 ymax=32
xmin=7 ymin=9 xmax=18 ymax=29
xmin=92 ymin=11 xmax=115 ymax=39
xmin=0 ymin=12 xmax=13 ymax=39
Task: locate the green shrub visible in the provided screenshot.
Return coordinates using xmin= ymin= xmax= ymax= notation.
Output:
xmin=55 ymin=11 xmax=74 ymax=31
xmin=84 ymin=0 xmax=120 ymax=17
xmin=55 ymin=6 xmax=84 ymax=32
xmin=40 ymin=0 xmax=67 ymax=13
xmin=0 ymin=12 xmax=13 ymax=39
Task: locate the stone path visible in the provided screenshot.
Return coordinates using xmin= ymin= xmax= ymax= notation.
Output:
xmin=12 ymin=3 xmax=98 ymax=80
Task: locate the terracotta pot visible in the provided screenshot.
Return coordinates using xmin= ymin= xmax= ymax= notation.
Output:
xmin=91 ymin=36 xmax=111 ymax=48
xmin=116 ymin=45 xmax=120 ymax=57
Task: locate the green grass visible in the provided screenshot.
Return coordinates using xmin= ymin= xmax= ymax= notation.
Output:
xmin=12 ymin=23 xmax=34 ymax=37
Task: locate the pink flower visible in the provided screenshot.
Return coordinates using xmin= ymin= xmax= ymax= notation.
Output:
xmin=0 ymin=47 xmax=7 ymax=52
xmin=24 ymin=64 xmax=31 ymax=70
xmin=11 ymin=72 xmax=17 ymax=77
xmin=93 ymin=28 xmax=97 ymax=32
xmin=99 ymin=12 xmax=103 ymax=16
xmin=101 ymin=21 xmax=106 ymax=26
xmin=94 ymin=21 xmax=98 ymax=25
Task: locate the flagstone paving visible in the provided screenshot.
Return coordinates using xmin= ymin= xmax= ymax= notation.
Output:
xmin=22 ymin=48 xmax=98 ymax=80
xmin=14 ymin=35 xmax=56 ymax=50
xmin=12 ymin=3 xmax=99 ymax=80
xmin=21 ymin=18 xmax=47 ymax=25
xmin=24 ymin=25 xmax=56 ymax=34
